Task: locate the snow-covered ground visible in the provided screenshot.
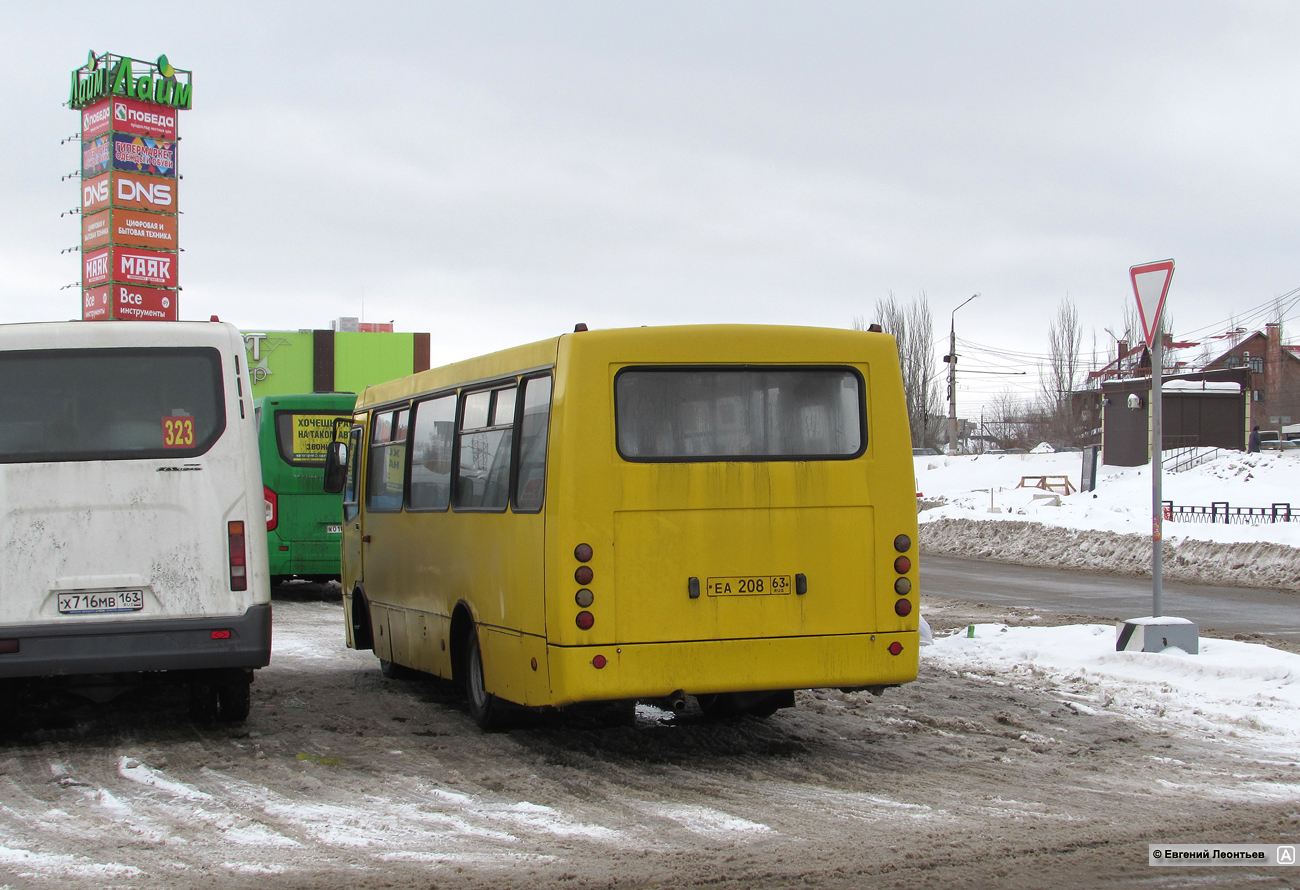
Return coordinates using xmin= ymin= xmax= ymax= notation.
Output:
xmin=926 ymin=622 xmax=1300 ymax=765
xmin=916 ymin=449 xmax=1300 ymax=589
xmin=919 ymin=448 xmax=1300 ymax=775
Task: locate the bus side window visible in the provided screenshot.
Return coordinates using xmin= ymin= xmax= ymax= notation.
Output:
xmin=342 ymin=426 xmax=362 ymax=521
xmin=407 ymin=394 xmax=455 ymax=511
xmin=366 ymin=408 xmax=407 ymax=512
xmin=513 ymin=375 xmax=552 ymax=513
xmin=454 ymin=387 xmax=514 ymax=512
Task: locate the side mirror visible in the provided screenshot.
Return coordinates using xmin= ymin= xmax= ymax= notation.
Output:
xmin=323 ymin=441 xmax=347 ymax=494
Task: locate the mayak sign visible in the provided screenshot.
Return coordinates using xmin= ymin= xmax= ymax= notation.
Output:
xmin=69 ymin=51 xmax=192 ymax=111
xmin=83 ymin=245 xmax=178 ymax=289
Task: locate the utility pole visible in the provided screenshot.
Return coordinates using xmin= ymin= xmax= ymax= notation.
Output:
xmin=944 ymin=293 xmax=979 ymax=454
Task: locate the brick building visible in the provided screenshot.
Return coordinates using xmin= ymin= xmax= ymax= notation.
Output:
xmin=1202 ymin=323 xmax=1300 ymax=434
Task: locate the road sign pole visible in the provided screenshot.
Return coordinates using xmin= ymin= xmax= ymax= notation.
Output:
xmin=1119 ymin=258 xmax=1196 ymax=653
xmin=1151 ymin=331 xmax=1162 ymax=618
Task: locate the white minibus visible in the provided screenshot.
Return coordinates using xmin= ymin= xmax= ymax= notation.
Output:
xmin=0 ymin=320 xmax=270 ymax=721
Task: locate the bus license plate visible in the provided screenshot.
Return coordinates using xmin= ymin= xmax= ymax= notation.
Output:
xmin=706 ymin=575 xmax=792 ymax=596
xmin=326 ymin=524 xmax=342 ymax=534
xmin=58 ymin=590 xmax=144 ymax=614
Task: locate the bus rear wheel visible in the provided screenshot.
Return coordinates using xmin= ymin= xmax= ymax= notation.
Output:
xmin=188 ymin=677 xmax=251 ymax=724
xmin=465 ymin=630 xmax=512 ymax=732
xmin=379 ymin=659 xmax=407 ymax=680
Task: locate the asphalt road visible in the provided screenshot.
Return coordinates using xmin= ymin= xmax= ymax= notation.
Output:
xmin=921 ymin=554 xmax=1300 ymax=643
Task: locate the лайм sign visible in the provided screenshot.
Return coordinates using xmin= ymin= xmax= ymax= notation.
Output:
xmin=69 ymin=52 xmax=192 ymax=111
xmin=82 ymin=172 xmax=177 ymax=214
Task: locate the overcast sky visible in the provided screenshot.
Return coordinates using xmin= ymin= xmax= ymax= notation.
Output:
xmin=5 ymin=1 xmax=1300 ymax=415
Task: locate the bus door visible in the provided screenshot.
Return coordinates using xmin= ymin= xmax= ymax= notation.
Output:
xmin=340 ymin=425 xmax=364 ymax=589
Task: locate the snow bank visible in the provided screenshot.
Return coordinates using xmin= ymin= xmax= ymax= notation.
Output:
xmin=921 ymin=518 xmax=1300 ymax=591
xmin=927 ymin=623 xmax=1300 ymax=760
xmin=916 ymin=451 xmax=1300 ymax=590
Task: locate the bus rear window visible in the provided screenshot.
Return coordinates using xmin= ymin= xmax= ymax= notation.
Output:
xmin=615 ymin=367 xmax=864 ymax=461
xmin=274 ymin=411 xmax=352 ymax=467
xmin=0 ymin=347 xmax=225 ymax=463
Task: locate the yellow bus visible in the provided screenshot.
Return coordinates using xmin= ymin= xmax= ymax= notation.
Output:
xmin=326 ymin=324 xmax=919 ymax=729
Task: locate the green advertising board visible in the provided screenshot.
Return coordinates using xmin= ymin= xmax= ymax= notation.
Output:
xmin=241 ymin=329 xmax=431 ymax=398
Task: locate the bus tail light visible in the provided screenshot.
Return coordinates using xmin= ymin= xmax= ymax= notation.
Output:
xmin=894 ymin=555 xmax=911 ymax=574
xmin=575 ymin=611 xmax=594 ymax=630
xmin=264 ymin=486 xmax=278 ymax=531
xmin=591 ymin=654 xmax=607 ymax=669
xmin=228 ymin=521 xmax=247 ymax=591
xmin=894 ymin=599 xmax=912 ymax=617
xmin=888 ymin=641 xmax=904 ymax=656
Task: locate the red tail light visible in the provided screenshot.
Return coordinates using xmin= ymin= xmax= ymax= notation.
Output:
xmin=888 ymin=641 xmax=904 ymax=656
xmin=228 ymin=520 xmax=247 ymax=591
xmin=575 ymin=611 xmax=594 ymax=630
xmin=264 ymin=486 xmax=278 ymax=531
xmin=893 ymin=555 xmax=911 ymax=574
xmin=894 ymin=599 xmax=912 ymax=616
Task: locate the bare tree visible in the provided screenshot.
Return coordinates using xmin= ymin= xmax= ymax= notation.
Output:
xmin=1043 ymin=298 xmax=1082 ymax=419
xmin=856 ymin=292 xmax=942 ymax=448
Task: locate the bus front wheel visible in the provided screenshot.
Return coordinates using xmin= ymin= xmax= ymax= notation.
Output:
xmin=464 ymin=630 xmax=511 ymax=732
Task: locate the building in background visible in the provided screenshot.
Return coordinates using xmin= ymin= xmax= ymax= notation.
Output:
xmin=240 ymin=322 xmax=431 ymax=399
xmin=1201 ymin=322 xmax=1300 ymax=436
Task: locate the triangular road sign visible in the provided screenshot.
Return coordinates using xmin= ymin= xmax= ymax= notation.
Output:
xmin=1130 ymin=259 xmax=1175 ymax=349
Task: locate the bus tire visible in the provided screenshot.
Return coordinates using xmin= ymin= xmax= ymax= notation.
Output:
xmin=188 ymin=682 xmax=220 ymax=723
xmin=379 ymin=659 xmax=407 ymax=680
xmin=217 ymin=681 xmax=251 ymax=723
xmin=465 ymin=629 xmax=511 ymax=732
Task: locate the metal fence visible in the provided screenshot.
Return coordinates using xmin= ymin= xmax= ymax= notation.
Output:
xmin=1162 ymin=500 xmax=1293 ymax=525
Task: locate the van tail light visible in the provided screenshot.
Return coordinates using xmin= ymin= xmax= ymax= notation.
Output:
xmin=228 ymin=521 xmax=248 ymax=591
xmin=264 ymin=486 xmax=278 ymax=531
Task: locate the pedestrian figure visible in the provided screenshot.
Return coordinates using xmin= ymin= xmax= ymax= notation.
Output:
xmin=1248 ymin=425 xmax=1262 ymax=453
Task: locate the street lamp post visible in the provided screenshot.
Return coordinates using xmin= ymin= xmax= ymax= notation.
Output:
xmin=945 ymin=293 xmax=980 ymax=454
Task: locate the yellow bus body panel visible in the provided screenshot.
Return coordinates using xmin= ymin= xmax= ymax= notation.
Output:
xmin=548 ymin=632 xmax=920 ymax=707
xmin=347 ymin=325 xmax=919 ymax=708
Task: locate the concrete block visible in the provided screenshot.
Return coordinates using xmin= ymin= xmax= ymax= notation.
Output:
xmin=1116 ymin=617 xmax=1199 ymax=654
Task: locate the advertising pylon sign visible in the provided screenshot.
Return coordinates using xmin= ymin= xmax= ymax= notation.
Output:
xmin=70 ymin=51 xmax=190 ymax=321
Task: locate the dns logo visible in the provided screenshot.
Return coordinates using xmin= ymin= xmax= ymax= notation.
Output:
xmin=83 ymin=179 xmax=109 ymax=206
xmin=116 ymin=177 xmax=172 ymax=207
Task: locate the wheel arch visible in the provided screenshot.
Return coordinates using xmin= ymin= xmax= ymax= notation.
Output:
xmin=350 ymin=584 xmax=375 ymax=651
xmin=449 ymin=600 xmax=476 ymax=688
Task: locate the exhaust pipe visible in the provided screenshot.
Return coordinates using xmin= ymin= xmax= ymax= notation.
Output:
xmin=667 ymin=690 xmax=687 ymax=713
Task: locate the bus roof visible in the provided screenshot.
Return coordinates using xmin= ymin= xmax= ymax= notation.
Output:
xmin=355 ymin=324 xmax=895 ymax=410
xmin=0 ymin=320 xmax=243 ymax=351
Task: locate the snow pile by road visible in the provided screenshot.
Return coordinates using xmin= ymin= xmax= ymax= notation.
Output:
xmin=916 ymin=450 xmax=1300 ymax=589
xmin=928 ymin=622 xmax=1300 ymax=764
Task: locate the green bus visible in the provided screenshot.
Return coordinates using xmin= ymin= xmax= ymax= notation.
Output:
xmin=256 ymin=393 xmax=356 ymax=583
